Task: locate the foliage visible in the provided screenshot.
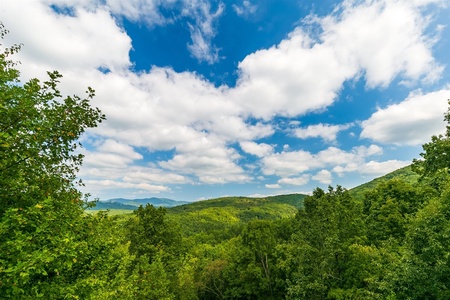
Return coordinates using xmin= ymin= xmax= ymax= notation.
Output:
xmin=350 ymin=165 xmax=420 ymax=201
xmin=127 ymin=204 xmax=183 ymax=265
xmin=0 ymin=24 xmax=105 ymax=216
xmin=286 ymin=186 xmax=364 ymax=300
xmin=0 ymin=23 xmax=117 ymax=299
xmin=362 ymin=179 xmax=426 ymax=245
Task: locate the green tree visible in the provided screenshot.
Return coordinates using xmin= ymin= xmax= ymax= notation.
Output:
xmin=286 ymin=186 xmax=364 ymax=300
xmin=363 ymin=179 xmax=425 ymax=246
xmin=0 ymin=23 xmax=105 ymax=216
xmin=126 ymin=204 xmax=184 ymax=298
xmin=0 ymin=23 xmax=121 ymax=298
xmin=398 ymin=194 xmax=450 ymax=299
xmin=412 ymin=99 xmax=450 ymax=180
xmin=127 ymin=204 xmax=182 ymax=263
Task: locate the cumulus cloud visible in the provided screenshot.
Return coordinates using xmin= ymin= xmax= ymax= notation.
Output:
xmin=262 ymin=145 xmax=385 ymax=178
xmin=265 ymin=184 xmax=281 ymax=189
xmin=96 ymin=139 xmax=143 ymax=160
xmin=230 ymin=0 xmax=443 ymax=119
xmin=361 ymin=89 xmax=450 ymax=145
xmin=83 ymin=179 xmax=169 ymax=192
xmin=359 ymin=160 xmax=411 ymax=175
xmin=278 ymin=175 xmax=310 ymax=186
xmin=0 ymin=0 xmax=445 ymax=197
xmin=312 ymin=170 xmax=332 ymax=184
xmin=292 ymin=123 xmax=353 ymax=143
xmin=1 ymin=1 xmax=132 ymax=77
xmin=321 ymin=0 xmax=444 ymax=87
xmin=240 ymin=141 xmax=273 ymax=157
xmin=159 ymin=142 xmax=250 ymax=184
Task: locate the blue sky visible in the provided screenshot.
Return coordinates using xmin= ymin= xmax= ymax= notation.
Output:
xmin=1 ymin=0 xmax=450 ymax=201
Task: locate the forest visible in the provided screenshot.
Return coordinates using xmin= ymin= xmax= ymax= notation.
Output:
xmin=2 ymin=23 xmax=450 ymax=299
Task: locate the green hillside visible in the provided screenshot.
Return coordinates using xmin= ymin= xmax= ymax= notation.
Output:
xmin=169 ymin=193 xmax=305 ymax=213
xmin=167 ymin=193 xmax=306 ymax=238
xmin=349 ymin=164 xmax=420 ymax=200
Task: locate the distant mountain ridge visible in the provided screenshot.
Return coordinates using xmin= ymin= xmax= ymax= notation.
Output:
xmin=88 ymin=197 xmax=190 ymax=210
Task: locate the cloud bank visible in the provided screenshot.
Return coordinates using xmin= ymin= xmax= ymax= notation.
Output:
xmin=0 ymin=0 xmax=447 ymax=198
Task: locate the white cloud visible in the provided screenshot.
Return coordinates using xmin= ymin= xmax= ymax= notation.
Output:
xmin=262 ymin=150 xmax=317 ymax=177
xmin=80 ymin=139 xmax=143 ymax=169
xmin=262 ymin=145 xmax=385 ymax=178
xmin=312 ymin=170 xmax=333 ymax=184
xmin=1 ymin=2 xmax=132 ymax=77
xmin=105 ymin=0 xmax=176 ymax=26
xmin=159 ymin=142 xmax=250 ymax=184
xmin=265 ymin=184 xmax=281 ymax=189
xmin=233 ymin=0 xmax=257 ymax=17
xmin=359 ymin=160 xmax=410 ymax=175
xmin=96 ymin=139 xmax=143 ymax=160
xmin=240 ymin=141 xmax=273 ymax=157
xmin=231 ymin=0 xmax=443 ymax=119
xmin=0 ymin=0 xmax=445 ymax=196
xmin=82 ymin=152 xmax=137 ymax=168
xmin=354 ymin=145 xmax=384 ymax=157
xmin=83 ymin=179 xmax=169 ymax=192
xmin=361 ymin=89 xmax=450 ymax=145
xmin=278 ymin=175 xmax=310 ymax=186
xmin=292 ymin=123 xmax=352 ymax=142
xmin=183 ymin=0 xmax=224 ymax=64
xmin=322 ymin=0 xmax=444 ymax=87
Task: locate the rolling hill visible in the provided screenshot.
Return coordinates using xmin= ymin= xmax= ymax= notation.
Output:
xmin=349 ymin=164 xmax=420 ymax=200
xmin=167 ymin=194 xmax=307 ymax=237
xmin=87 ymin=197 xmax=190 ymax=211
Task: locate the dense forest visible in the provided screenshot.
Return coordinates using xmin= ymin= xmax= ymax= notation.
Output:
xmin=2 ymin=23 xmax=450 ymax=299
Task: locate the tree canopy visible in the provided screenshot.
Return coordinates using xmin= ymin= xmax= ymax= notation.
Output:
xmin=0 ymin=23 xmax=105 ymax=216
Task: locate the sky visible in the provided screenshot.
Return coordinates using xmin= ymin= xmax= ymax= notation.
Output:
xmin=1 ymin=0 xmax=450 ymax=202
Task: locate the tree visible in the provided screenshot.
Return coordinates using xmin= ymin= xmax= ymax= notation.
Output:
xmin=240 ymin=220 xmax=277 ymax=298
xmin=127 ymin=204 xmax=182 ymax=263
xmin=286 ymin=186 xmax=364 ymax=300
xmin=412 ymin=99 xmax=450 ymax=181
xmin=0 ymin=23 xmax=105 ymax=215
xmin=0 ymin=23 xmax=112 ymax=298
xmin=363 ymin=179 xmax=425 ymax=246
xmin=394 ymin=193 xmax=450 ymax=300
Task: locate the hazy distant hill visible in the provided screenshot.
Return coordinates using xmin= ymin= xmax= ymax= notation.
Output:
xmin=89 ymin=201 xmax=137 ymax=210
xmin=349 ymin=165 xmax=420 ymax=200
xmin=88 ymin=197 xmax=190 ymax=210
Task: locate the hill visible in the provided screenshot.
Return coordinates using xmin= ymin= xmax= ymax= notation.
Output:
xmin=89 ymin=201 xmax=137 ymax=210
xmin=167 ymin=194 xmax=306 ymax=238
xmin=349 ymin=164 xmax=420 ymax=200
xmin=169 ymin=193 xmax=305 ymax=213
xmin=87 ymin=197 xmax=190 ymax=211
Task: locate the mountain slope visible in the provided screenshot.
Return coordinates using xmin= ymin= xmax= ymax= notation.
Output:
xmin=169 ymin=193 xmax=305 ymax=213
xmin=167 ymin=194 xmax=306 ymax=237
xmin=349 ymin=165 xmax=420 ymax=200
